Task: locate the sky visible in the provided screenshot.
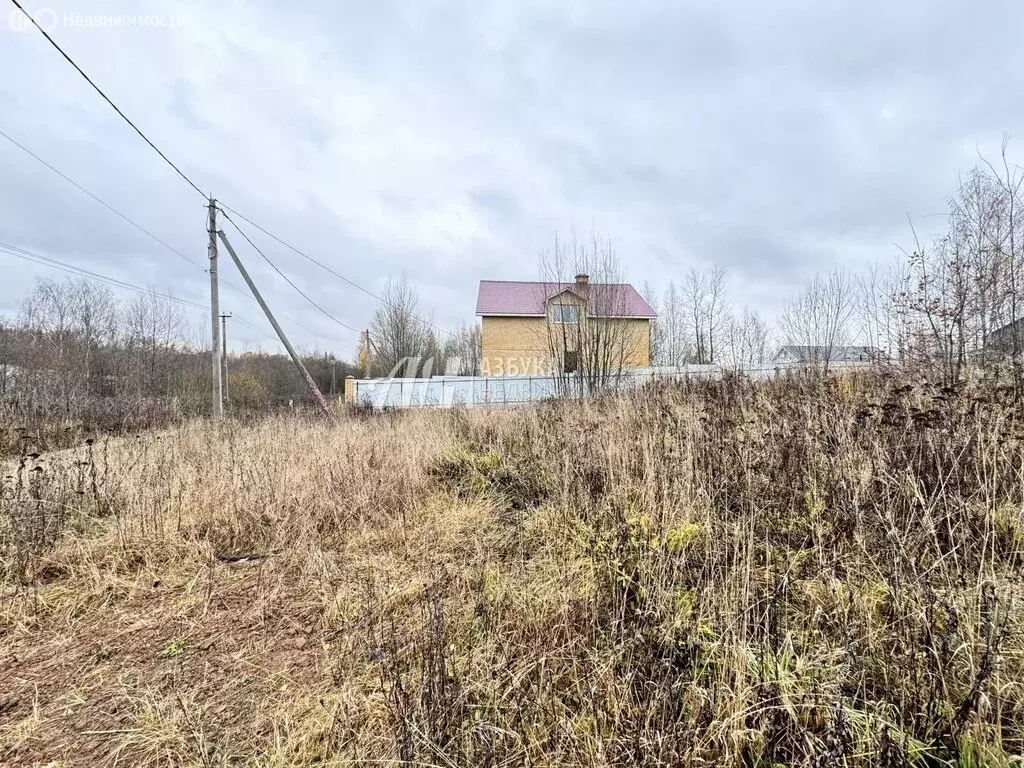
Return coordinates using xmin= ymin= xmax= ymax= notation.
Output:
xmin=2 ymin=0 xmax=1022 ymax=356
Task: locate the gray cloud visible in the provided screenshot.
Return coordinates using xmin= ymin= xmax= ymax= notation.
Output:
xmin=1 ymin=0 xmax=1022 ymax=350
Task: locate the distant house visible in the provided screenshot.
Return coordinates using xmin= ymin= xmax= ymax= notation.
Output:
xmin=0 ymin=362 xmax=25 ymax=395
xmin=984 ymin=318 xmax=1024 ymax=359
xmin=772 ymin=345 xmax=884 ymax=365
xmin=475 ymin=274 xmax=657 ymax=376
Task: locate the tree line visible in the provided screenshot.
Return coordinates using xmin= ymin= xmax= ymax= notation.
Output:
xmin=0 ymin=276 xmax=356 ymax=451
xmin=638 ymin=143 xmax=1024 ymax=383
xmin=364 ymin=275 xmax=481 ymax=378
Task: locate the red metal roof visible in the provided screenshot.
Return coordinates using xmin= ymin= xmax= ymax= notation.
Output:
xmin=475 ymin=280 xmax=657 ymax=318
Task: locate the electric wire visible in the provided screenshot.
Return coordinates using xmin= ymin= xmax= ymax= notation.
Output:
xmin=8 ymin=0 xmax=206 ymax=198
xmin=218 ymin=203 xmax=455 ymax=339
xmin=7 ymin=4 xmax=450 ymax=341
xmin=219 ymin=209 xmax=361 ymax=336
xmin=0 ymin=241 xmax=279 ymax=342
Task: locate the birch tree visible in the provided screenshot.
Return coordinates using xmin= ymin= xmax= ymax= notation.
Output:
xmin=661 ymin=281 xmax=690 ymax=366
xmin=683 ymin=265 xmax=729 ymax=364
xmin=368 ymin=275 xmax=438 ymax=377
xmin=778 ymin=269 xmax=855 ymax=370
xmin=723 ymin=307 xmax=770 ymax=371
xmin=124 ymin=288 xmax=188 ymax=396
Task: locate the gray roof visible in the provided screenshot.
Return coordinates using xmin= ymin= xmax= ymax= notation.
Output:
xmin=773 ymin=345 xmax=883 ymax=363
xmin=987 ymin=318 xmax=1024 ymax=351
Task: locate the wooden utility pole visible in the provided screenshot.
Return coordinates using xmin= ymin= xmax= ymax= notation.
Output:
xmin=361 ymin=329 xmax=374 ymax=377
xmin=216 ymin=229 xmax=332 ymax=417
xmin=208 ymin=198 xmax=223 ymax=421
xmin=220 ymin=313 xmax=231 ymax=408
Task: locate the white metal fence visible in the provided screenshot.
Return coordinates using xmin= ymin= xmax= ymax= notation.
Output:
xmin=346 ymin=362 xmax=876 ymax=408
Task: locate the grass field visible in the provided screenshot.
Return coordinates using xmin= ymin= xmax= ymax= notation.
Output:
xmin=1 ymin=374 xmax=1023 ymax=766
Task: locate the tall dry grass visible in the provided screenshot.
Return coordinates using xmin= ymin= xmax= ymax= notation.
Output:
xmin=1 ymin=372 xmax=1023 ymax=766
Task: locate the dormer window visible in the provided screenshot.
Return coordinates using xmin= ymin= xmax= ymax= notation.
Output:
xmin=553 ymin=304 xmax=579 ymax=324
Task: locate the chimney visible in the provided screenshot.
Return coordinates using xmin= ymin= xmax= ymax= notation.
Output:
xmin=575 ymin=273 xmax=589 ymax=286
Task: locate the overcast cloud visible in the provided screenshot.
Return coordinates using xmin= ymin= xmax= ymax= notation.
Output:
xmin=2 ymin=0 xmax=1022 ymax=353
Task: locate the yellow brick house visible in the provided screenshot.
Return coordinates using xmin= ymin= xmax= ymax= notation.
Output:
xmin=475 ymin=274 xmax=657 ymax=376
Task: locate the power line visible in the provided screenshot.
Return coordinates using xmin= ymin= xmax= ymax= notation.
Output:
xmin=8 ymin=0 xmax=448 ymax=342
xmin=255 ymin=301 xmax=336 ymax=342
xmin=0 ymin=127 xmax=300 ymax=334
xmin=2 ymin=239 xmax=314 ymax=347
xmin=5 ymin=15 xmax=341 ymax=354
xmin=2 ymin=242 xmax=204 ymax=311
xmin=8 ymin=0 xmax=206 ymax=198
xmin=0 ymin=241 xmax=272 ymax=341
xmin=2 ymin=242 xmax=203 ymax=308
xmin=225 ymin=314 xmax=273 ymax=339
xmin=218 ymin=203 xmax=455 ymax=339
xmin=0 ymin=126 xmax=205 ymax=271
xmin=218 ymin=204 xmax=387 ymax=302
xmin=0 ymin=241 xmax=279 ymax=342
xmin=4 ymin=123 xmax=351 ymax=345
xmin=3 ymin=241 xmax=274 ymax=343
xmin=219 ymin=209 xmax=362 ymax=336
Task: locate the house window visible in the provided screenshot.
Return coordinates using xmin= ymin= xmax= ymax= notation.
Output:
xmin=564 ymin=350 xmax=579 ymax=373
xmin=553 ymin=304 xmax=579 ymax=324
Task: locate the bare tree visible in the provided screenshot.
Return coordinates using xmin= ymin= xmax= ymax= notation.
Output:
xmin=898 ymin=225 xmax=966 ymax=381
xmin=857 ymin=259 xmax=902 ymax=363
xmin=419 ymin=325 xmax=445 ymax=378
xmin=368 ymin=275 xmax=437 ymax=377
xmin=723 ymin=307 xmax=770 ymax=371
xmin=896 ymin=161 xmax=1023 ymax=383
xmin=683 ymin=268 xmax=707 ymax=364
xmin=683 ymin=265 xmax=729 ymax=364
xmin=124 ymin=288 xmax=189 ymax=397
xmin=538 ymin=233 xmax=640 ymax=394
xmin=0 ymin=316 xmax=12 ymax=397
xmin=70 ymin=279 xmax=119 ymax=395
xmin=980 ymin=137 xmax=1024 ymax=384
xmin=778 ymin=269 xmax=855 ymax=370
xmin=641 ymin=282 xmax=663 ymax=366
xmin=706 ymin=265 xmax=729 ymax=363
xmin=19 ymin=277 xmax=117 ymax=412
xmin=444 ymin=323 xmax=482 ymax=376
xmin=658 ymin=281 xmax=691 ymax=367
xmin=20 ymin=277 xmax=76 ymax=371
xmin=950 ymin=168 xmax=1008 ymax=351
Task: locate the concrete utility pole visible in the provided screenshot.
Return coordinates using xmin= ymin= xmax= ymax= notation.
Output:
xmin=216 ymin=229 xmax=332 ymax=417
xmin=208 ymin=198 xmax=223 ymax=421
xmin=220 ymin=313 xmax=231 ymax=408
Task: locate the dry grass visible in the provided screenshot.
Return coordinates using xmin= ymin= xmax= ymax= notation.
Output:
xmin=1 ymin=372 xmax=1023 ymax=766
